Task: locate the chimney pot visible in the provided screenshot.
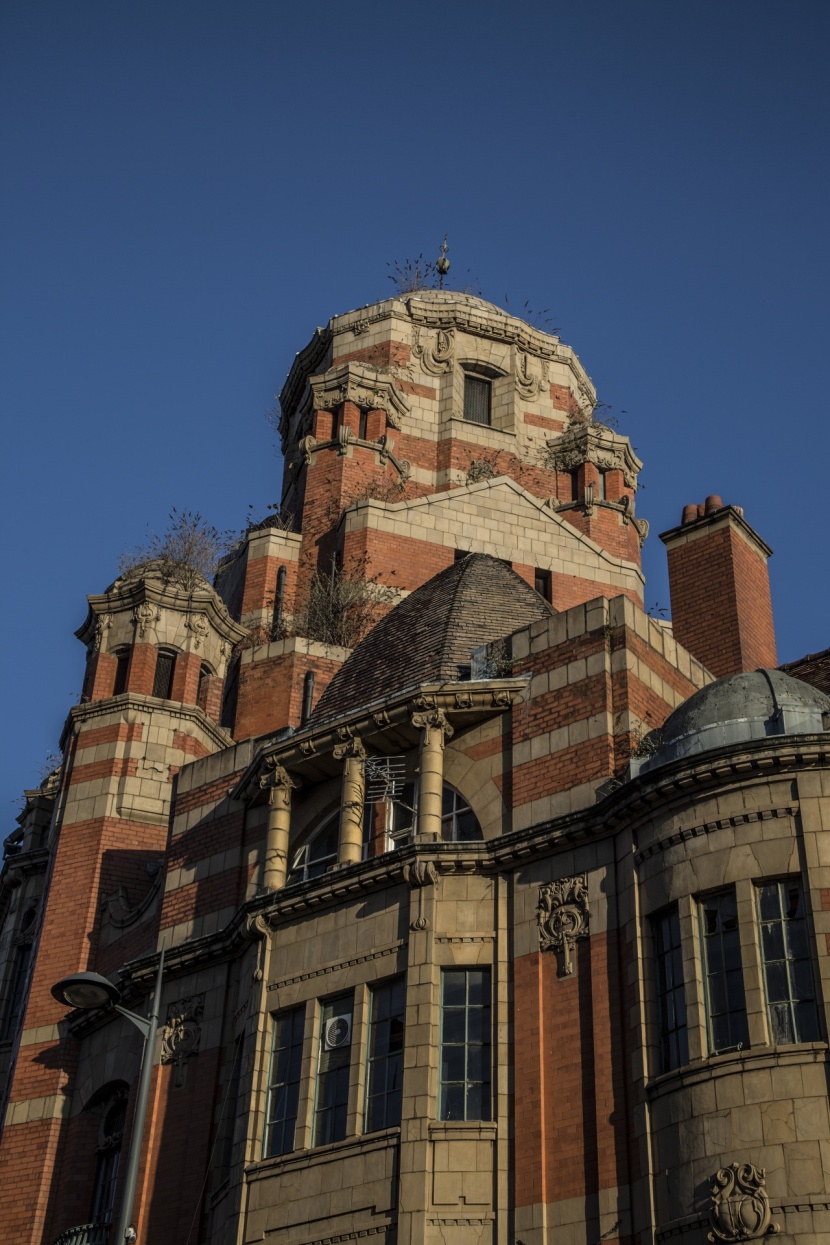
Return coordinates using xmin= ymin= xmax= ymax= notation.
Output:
xmin=704 ymin=494 xmax=723 ymax=515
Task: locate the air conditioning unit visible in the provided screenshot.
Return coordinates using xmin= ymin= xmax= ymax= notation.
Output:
xmin=324 ymin=1015 xmax=352 ymax=1050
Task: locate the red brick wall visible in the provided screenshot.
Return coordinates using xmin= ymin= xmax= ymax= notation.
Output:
xmin=128 ymin=643 xmax=158 ymax=695
xmin=171 ymin=651 xmax=202 ymax=705
xmin=234 ymin=648 xmax=344 ymax=742
xmin=665 ymin=524 xmax=776 ymax=677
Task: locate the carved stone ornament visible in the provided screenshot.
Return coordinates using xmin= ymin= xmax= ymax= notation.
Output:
xmin=133 ymin=600 xmax=160 ymax=639
xmin=185 ymin=612 xmax=210 ymax=650
xmin=543 ymin=423 xmax=642 ymax=489
xmin=332 ymin=736 xmax=367 ymax=761
xmin=403 ymin=860 xmax=439 ymax=888
xmin=259 ymin=760 xmax=298 ymax=802
xmin=537 ymin=875 xmax=590 ymax=975
xmin=412 ymin=326 xmax=455 ymax=376
xmin=411 ymin=708 xmax=454 ymax=743
xmin=92 ymin=613 xmax=112 ymax=653
xmin=161 ymin=993 xmax=205 ymax=1088
xmin=515 ymin=349 xmax=542 ymax=400
xmin=309 ymin=361 xmax=410 ymax=429
xmin=707 ymin=1163 xmax=780 ymax=1242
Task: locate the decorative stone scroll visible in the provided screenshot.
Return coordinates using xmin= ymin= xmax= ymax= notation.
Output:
xmin=515 ymin=349 xmax=542 ymax=400
xmin=410 ymin=707 xmax=454 ymax=744
xmin=412 ymin=326 xmax=454 ymax=376
xmin=161 ymin=993 xmax=205 ymax=1088
xmin=707 ymin=1163 xmax=780 ymax=1242
xmin=537 ymin=875 xmax=590 ymax=975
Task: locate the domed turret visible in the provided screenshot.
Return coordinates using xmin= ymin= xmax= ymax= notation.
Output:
xmin=636 ymin=668 xmax=830 ymax=774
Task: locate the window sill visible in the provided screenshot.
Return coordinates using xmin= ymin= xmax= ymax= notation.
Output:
xmin=246 ymin=1126 xmax=400 ymax=1181
xmin=428 ymin=1119 xmax=497 ymax=1140
xmin=646 ymin=1040 xmax=829 ymax=1098
xmin=442 ymin=417 xmax=517 ymax=441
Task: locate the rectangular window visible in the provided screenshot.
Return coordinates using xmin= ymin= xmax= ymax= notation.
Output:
xmin=313 ymin=995 xmax=353 ymax=1146
xmin=652 ymin=908 xmax=688 ymax=1072
xmin=534 ymin=568 xmax=552 ymax=603
xmin=439 ymin=968 xmax=491 ymax=1121
xmin=152 ymin=650 xmax=176 ymax=700
xmin=264 ymin=1009 xmax=304 ymax=1157
xmin=758 ymin=879 xmax=820 ymax=1044
xmin=1 ymin=943 xmax=31 ymax=1042
xmin=463 ymin=375 xmax=491 ymax=426
xmin=113 ymin=650 xmax=130 ymax=696
xmin=365 ymin=977 xmax=405 ymax=1132
xmin=699 ymin=890 xmax=749 ymax=1054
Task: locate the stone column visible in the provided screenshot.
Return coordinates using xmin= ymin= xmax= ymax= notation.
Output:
xmin=259 ymin=760 xmax=297 ymax=890
xmin=333 ymin=736 xmax=366 ymax=865
xmin=411 ymin=709 xmax=453 ymax=841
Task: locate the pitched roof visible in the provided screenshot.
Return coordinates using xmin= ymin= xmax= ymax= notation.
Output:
xmin=309 ymin=554 xmax=553 ymax=725
xmin=780 ymin=647 xmax=830 ymax=698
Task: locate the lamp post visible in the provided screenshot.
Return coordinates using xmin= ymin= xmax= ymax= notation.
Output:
xmin=52 ymin=949 xmax=165 ymax=1245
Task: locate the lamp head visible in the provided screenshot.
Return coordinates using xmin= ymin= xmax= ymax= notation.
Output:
xmin=51 ymin=971 xmax=121 ymax=1011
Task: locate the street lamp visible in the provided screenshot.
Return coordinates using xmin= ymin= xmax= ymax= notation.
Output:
xmin=51 ymin=949 xmax=165 ymax=1245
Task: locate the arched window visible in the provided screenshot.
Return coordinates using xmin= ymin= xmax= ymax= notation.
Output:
xmin=198 ymin=663 xmax=213 ymax=708
xmin=88 ymin=1086 xmax=128 ymax=1229
xmin=287 ymin=814 xmax=339 ymax=885
xmin=382 ymin=783 xmax=482 ymax=849
xmin=441 ymin=787 xmax=481 ymax=841
xmin=152 ymin=648 xmax=177 ymax=700
xmin=301 ymin=671 xmax=315 ymax=726
xmin=112 ymin=647 xmax=131 ymax=696
xmin=273 ymin=565 xmax=287 ymax=637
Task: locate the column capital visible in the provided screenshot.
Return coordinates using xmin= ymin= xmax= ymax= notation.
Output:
xmin=411 ymin=708 xmax=454 ymax=741
xmin=332 ymin=736 xmax=367 ymax=762
xmin=259 ymin=760 xmax=298 ymax=802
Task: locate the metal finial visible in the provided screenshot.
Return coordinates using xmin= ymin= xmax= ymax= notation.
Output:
xmin=437 ymin=235 xmax=450 ymax=287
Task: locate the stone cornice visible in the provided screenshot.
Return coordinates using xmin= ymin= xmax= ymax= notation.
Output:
xmin=308 ymin=361 xmax=411 ymax=429
xmin=278 ymin=325 xmax=332 ymax=432
xmin=543 ymin=422 xmax=643 ymax=487
xmin=76 ymin=579 xmax=248 ymax=650
xmin=59 ymin=693 xmax=234 ymax=753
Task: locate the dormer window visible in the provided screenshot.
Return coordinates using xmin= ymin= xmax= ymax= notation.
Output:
xmin=463 ymin=374 xmax=492 ymax=426
xmin=153 ymin=649 xmax=176 ymax=700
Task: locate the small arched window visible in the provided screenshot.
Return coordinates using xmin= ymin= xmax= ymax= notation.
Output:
xmin=301 ymin=671 xmax=315 ymax=726
xmin=198 ymin=663 xmax=212 ymax=707
xmin=112 ymin=647 xmax=131 ymax=696
xmin=152 ymin=648 xmax=177 ymax=700
xmin=273 ymin=566 xmax=287 ymax=637
xmin=287 ymin=814 xmax=339 ymax=885
xmin=221 ymin=658 xmax=240 ymax=732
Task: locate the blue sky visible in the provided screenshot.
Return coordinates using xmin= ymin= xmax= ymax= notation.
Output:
xmin=2 ymin=0 xmax=829 ymax=815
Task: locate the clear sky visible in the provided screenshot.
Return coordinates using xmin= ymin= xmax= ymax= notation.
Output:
xmin=2 ymin=0 xmax=829 ymax=816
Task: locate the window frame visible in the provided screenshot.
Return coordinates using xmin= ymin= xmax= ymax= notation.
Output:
xmin=698 ymin=888 xmax=750 ymax=1055
xmin=462 ymin=373 xmax=492 ymax=427
xmin=651 ymin=906 xmax=689 ymax=1073
xmin=365 ymin=976 xmax=406 ymax=1133
xmin=756 ymin=877 xmax=821 ymax=1046
xmin=152 ymin=648 xmax=177 ymax=700
xmin=263 ymin=1007 xmax=305 ymax=1158
xmin=287 ymin=813 xmax=339 ymax=886
xmin=439 ymin=967 xmax=492 ymax=1122
xmin=312 ymin=993 xmax=354 ymax=1147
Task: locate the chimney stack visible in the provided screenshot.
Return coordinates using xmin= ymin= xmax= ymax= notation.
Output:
xmin=660 ymin=499 xmax=776 ymax=678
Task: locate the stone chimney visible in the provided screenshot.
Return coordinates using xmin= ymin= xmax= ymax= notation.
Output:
xmin=660 ymin=496 xmax=777 ymax=678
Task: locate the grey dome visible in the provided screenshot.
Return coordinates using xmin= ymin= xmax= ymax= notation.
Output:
xmin=636 ymin=669 xmax=830 ymax=775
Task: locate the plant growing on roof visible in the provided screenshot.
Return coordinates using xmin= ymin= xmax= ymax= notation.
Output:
xmin=118 ymin=508 xmax=233 ymax=593
xmin=291 ymin=556 xmax=398 ymax=650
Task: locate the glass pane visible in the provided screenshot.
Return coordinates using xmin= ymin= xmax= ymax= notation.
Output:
xmin=765 ymin=962 xmax=789 ymax=1002
xmin=442 ymin=1009 xmax=466 ymax=1044
xmin=758 ymin=884 xmax=780 ymax=922
xmin=443 ymin=972 xmax=467 ymax=1007
xmin=464 ymin=376 xmax=491 ymax=426
xmin=466 ymin=1081 xmax=491 ymax=1121
xmin=441 ymin=1046 xmax=466 ymax=1083
xmin=467 ymin=971 xmax=489 ymax=1006
xmin=441 ymin=1084 xmax=465 ymax=1121
xmin=762 ymin=922 xmax=785 ymax=962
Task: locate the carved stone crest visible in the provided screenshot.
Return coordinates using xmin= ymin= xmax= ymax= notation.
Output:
xmin=161 ymin=993 xmax=205 ymax=1087
xmin=707 ymin=1163 xmax=779 ymax=1242
xmin=133 ymin=601 xmax=159 ymax=639
xmin=185 ymin=612 xmax=209 ymax=650
xmin=537 ymin=875 xmax=590 ymax=975
xmin=515 ymin=349 xmax=541 ymax=400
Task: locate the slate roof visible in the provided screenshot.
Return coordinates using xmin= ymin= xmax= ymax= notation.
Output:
xmin=780 ymin=647 xmax=830 ymax=698
xmin=309 ymin=553 xmax=554 ymax=725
